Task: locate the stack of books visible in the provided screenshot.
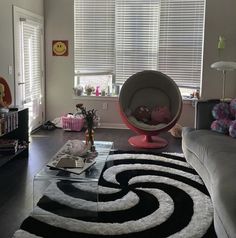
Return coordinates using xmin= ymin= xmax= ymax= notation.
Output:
xmin=55 ymin=155 xmax=85 ymax=168
xmin=0 ymin=139 xmax=18 ymax=154
xmin=0 ymin=111 xmax=18 ymax=136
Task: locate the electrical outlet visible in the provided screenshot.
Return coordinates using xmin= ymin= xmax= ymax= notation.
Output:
xmin=102 ymin=102 xmax=108 ymax=110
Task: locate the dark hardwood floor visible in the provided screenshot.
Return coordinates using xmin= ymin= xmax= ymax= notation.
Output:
xmin=0 ymin=128 xmax=182 ymax=238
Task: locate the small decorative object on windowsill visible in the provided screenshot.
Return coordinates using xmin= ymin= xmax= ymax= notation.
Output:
xmin=101 ymin=89 xmax=106 ymax=96
xmin=85 ymin=85 xmax=95 ymax=96
xmin=194 ymin=89 xmax=200 ymax=99
xmin=76 ymin=103 xmax=98 ymax=151
xmin=73 ymin=85 xmax=83 ymax=96
xmin=107 ymin=85 xmax=111 ymax=96
xmin=95 ymin=86 xmax=100 ymax=96
xmin=189 ymin=89 xmax=200 ymax=107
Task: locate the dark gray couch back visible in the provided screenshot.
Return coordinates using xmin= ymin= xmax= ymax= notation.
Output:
xmin=195 ymin=99 xmax=221 ymax=129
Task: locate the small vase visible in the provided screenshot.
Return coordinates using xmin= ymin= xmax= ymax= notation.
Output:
xmin=86 ymin=91 xmax=92 ymax=96
xmin=73 ymin=86 xmax=83 ymax=96
xmin=85 ymin=128 xmax=94 ymax=148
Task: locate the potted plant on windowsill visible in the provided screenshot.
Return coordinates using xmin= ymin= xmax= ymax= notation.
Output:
xmin=85 ymin=85 xmax=95 ymax=96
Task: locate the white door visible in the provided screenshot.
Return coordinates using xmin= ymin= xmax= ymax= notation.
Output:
xmin=14 ymin=6 xmax=45 ymax=132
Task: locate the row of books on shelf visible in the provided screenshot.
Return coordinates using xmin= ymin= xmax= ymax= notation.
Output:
xmin=0 ymin=111 xmax=18 ymax=136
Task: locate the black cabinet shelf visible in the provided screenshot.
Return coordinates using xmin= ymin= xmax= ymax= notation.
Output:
xmin=0 ymin=108 xmax=28 ymax=167
xmin=0 ymin=148 xmax=28 ymax=167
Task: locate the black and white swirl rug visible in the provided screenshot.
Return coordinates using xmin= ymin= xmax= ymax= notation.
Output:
xmin=14 ymin=152 xmax=216 ymax=238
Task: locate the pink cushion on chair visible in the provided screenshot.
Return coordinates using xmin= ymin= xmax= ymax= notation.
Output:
xmin=151 ymin=106 xmax=171 ymax=125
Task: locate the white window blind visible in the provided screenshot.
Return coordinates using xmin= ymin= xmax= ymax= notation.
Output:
xmin=158 ymin=0 xmax=205 ymax=89
xmin=115 ymin=0 xmax=160 ymax=84
xmin=74 ymin=0 xmax=115 ymax=74
xmin=74 ymin=0 xmax=205 ymax=89
xmin=21 ymin=20 xmax=42 ymax=103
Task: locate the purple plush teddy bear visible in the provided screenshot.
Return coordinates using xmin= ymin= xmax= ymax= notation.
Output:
xmin=229 ymin=99 xmax=236 ymax=138
xmin=211 ymin=99 xmax=236 ymax=138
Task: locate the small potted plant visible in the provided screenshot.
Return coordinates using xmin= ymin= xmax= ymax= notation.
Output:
xmin=85 ymin=85 xmax=95 ymax=96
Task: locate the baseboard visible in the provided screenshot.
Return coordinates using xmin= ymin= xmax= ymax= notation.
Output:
xmin=99 ymin=122 xmax=128 ymax=129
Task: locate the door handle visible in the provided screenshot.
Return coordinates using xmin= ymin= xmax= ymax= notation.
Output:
xmin=18 ymin=82 xmax=25 ymax=85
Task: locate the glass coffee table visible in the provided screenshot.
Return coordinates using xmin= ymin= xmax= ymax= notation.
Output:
xmin=33 ymin=140 xmax=113 ymax=217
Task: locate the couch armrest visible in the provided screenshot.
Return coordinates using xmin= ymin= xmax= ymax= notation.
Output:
xmin=195 ymin=99 xmax=220 ymax=129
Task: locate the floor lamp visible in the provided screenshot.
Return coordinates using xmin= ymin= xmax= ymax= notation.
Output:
xmin=211 ymin=61 xmax=236 ymax=100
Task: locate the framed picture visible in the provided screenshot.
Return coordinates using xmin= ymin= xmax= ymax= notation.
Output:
xmin=52 ymin=40 xmax=68 ymax=56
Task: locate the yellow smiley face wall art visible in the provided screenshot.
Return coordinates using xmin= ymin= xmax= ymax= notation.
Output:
xmin=52 ymin=40 xmax=68 ymax=56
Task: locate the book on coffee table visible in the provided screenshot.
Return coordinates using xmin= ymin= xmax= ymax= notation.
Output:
xmin=46 ymin=152 xmax=97 ymax=175
xmin=55 ymin=156 xmax=85 ymax=168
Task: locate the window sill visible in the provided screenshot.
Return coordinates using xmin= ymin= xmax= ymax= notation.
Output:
xmin=73 ymin=95 xmax=198 ymax=104
xmin=182 ymin=96 xmax=199 ymax=105
xmin=73 ymin=95 xmax=119 ymax=102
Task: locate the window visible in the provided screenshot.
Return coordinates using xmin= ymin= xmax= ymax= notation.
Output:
xmin=74 ymin=0 xmax=115 ymax=75
xmin=21 ymin=19 xmax=42 ymax=104
xmin=158 ymin=0 xmax=205 ymax=89
xmin=74 ymin=0 xmax=205 ymax=91
xmin=115 ymin=0 xmax=160 ymax=84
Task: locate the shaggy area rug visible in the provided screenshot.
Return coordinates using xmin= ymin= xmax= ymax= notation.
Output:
xmin=13 ymin=152 xmax=216 ymax=238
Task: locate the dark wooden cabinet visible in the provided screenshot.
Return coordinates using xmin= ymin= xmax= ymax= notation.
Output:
xmin=0 ymin=108 xmax=29 ymax=167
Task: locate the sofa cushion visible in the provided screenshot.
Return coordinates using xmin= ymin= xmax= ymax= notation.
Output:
xmin=182 ymin=128 xmax=236 ymax=166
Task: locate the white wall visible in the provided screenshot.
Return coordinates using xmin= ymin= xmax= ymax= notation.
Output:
xmin=0 ymin=0 xmax=44 ymax=104
xmin=201 ymin=0 xmax=236 ymax=99
xmin=44 ymin=0 xmax=236 ymax=128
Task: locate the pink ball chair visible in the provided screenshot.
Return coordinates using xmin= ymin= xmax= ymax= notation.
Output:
xmin=119 ymin=70 xmax=182 ymax=148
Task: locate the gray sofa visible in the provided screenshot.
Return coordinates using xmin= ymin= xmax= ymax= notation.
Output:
xmin=182 ymin=100 xmax=236 ymax=238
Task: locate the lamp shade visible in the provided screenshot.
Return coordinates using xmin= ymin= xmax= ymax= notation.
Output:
xmin=211 ymin=61 xmax=236 ymax=71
